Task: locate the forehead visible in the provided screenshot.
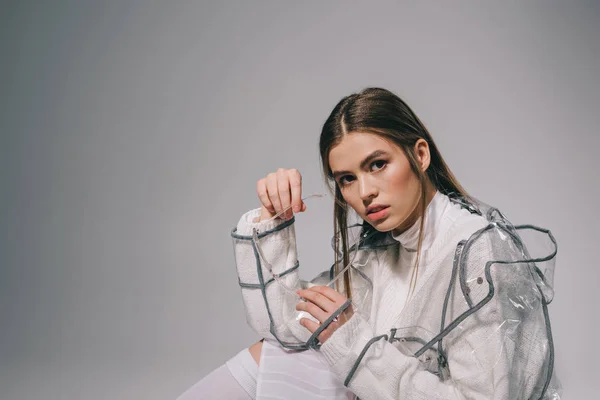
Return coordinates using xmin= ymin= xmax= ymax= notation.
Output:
xmin=328 ymin=132 xmax=402 ymax=169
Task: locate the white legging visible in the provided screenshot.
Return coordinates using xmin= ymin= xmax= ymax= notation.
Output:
xmin=177 ymin=340 xmax=352 ymax=400
xmin=177 ymin=347 xmax=258 ymax=400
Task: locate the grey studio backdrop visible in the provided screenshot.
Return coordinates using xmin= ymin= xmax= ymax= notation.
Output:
xmin=1 ymin=1 xmax=598 ymax=399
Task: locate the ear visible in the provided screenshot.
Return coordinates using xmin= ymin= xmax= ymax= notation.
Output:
xmin=414 ymin=139 xmax=431 ymax=172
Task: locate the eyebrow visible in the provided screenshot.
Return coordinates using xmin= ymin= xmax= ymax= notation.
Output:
xmin=332 ymin=150 xmax=390 ymax=179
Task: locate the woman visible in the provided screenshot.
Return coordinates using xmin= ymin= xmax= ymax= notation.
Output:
xmin=179 ymin=87 xmax=560 ymax=399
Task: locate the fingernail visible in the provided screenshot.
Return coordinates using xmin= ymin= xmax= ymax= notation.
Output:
xmin=293 ymin=205 xmax=300 ymax=212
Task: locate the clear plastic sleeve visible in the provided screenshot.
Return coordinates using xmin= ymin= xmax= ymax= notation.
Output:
xmin=231 ymin=192 xmax=561 ymax=399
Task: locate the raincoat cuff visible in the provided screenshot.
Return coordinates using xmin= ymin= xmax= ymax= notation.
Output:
xmin=235 ymin=207 xmax=291 ymax=237
xmin=319 ymin=313 xmax=372 ymax=368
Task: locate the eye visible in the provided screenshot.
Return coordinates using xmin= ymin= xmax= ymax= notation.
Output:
xmin=371 ymin=160 xmax=387 ymax=171
xmin=338 ymin=175 xmax=355 ymax=186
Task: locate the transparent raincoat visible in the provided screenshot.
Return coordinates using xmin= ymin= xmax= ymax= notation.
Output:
xmin=231 ymin=193 xmax=561 ymax=399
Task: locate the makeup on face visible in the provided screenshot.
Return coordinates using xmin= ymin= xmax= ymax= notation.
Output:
xmin=328 ymin=132 xmax=423 ymax=233
xmin=366 ymin=207 xmax=390 ymax=221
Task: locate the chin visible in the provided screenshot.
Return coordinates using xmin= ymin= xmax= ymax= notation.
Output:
xmin=366 ymin=218 xmax=397 ymax=233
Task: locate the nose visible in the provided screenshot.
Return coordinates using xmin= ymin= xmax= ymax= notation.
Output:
xmin=358 ymin=175 xmax=378 ymax=201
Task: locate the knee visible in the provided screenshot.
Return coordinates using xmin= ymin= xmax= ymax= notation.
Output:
xmin=248 ymin=339 xmax=263 ymax=366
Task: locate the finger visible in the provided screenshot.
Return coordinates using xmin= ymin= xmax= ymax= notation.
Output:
xmin=297 ymin=289 xmax=337 ymax=313
xmin=318 ymin=320 xmax=340 ymax=343
xmin=299 ymin=318 xmax=319 ymax=334
xmin=306 ymin=285 xmax=348 ymax=304
xmin=276 ymin=168 xmax=292 ymax=218
xmin=256 ymin=179 xmax=274 ymax=213
xmin=296 ymin=300 xmax=329 ymax=322
xmin=299 ymin=318 xmax=339 ymax=344
xmin=288 ymin=169 xmax=302 ymax=213
xmin=265 ymin=173 xmax=283 ymax=216
xmin=301 ymin=202 xmax=307 ymax=212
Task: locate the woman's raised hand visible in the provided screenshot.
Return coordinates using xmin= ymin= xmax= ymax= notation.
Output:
xmin=256 ymin=168 xmax=307 ymax=222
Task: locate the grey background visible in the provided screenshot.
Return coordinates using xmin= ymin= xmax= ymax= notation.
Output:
xmin=1 ymin=1 xmax=598 ymax=399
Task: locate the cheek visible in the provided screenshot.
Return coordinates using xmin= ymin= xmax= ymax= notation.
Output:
xmin=339 ymin=189 xmax=366 ymax=218
xmin=383 ymin=162 xmax=416 ymax=193
xmin=342 ymin=192 xmax=361 ymax=212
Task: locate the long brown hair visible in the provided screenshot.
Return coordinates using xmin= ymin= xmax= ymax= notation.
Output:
xmin=319 ymin=87 xmax=470 ymax=300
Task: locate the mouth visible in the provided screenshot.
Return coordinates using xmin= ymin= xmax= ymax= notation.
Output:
xmin=367 ymin=205 xmax=388 ymax=214
xmin=366 ymin=206 xmax=390 ymax=222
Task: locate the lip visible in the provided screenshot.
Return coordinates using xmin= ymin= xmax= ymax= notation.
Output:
xmin=366 ymin=204 xmax=390 ymax=214
xmin=366 ymin=206 xmax=390 ymax=222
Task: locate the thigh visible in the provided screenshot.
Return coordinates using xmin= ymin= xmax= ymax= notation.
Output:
xmin=256 ymin=340 xmax=353 ymax=399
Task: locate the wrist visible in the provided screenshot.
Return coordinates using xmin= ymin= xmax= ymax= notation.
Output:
xmin=259 ymin=206 xmax=275 ymax=222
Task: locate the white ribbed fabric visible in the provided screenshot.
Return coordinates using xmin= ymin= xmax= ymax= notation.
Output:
xmin=256 ymin=339 xmax=355 ymax=400
xmin=246 ymin=192 xmax=450 ymax=400
xmin=314 ymin=192 xmax=492 ymax=400
xmin=232 ymin=191 xmax=485 ymax=399
xmin=226 ymin=347 xmax=259 ymax=398
xmin=386 ymin=190 xmax=455 ymax=313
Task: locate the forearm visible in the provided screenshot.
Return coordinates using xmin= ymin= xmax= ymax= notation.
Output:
xmin=320 ymin=313 xmax=509 ymax=400
xmin=232 ymin=208 xmax=312 ymax=344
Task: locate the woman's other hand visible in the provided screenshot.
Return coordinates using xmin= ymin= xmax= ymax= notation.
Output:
xmin=256 ymin=168 xmax=306 ymax=222
xmin=296 ymin=286 xmax=353 ymax=344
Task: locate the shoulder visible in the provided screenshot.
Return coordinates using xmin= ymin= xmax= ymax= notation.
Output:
xmin=442 ymin=193 xmax=515 ymax=250
xmin=428 ymin=198 xmax=490 ymax=261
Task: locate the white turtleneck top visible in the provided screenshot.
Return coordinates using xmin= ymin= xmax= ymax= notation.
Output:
xmin=388 ymin=190 xmax=455 ymax=313
xmin=232 ymin=191 xmax=500 ymax=399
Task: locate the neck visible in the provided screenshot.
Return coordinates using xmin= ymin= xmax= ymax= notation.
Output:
xmin=391 ymin=182 xmax=437 ymax=236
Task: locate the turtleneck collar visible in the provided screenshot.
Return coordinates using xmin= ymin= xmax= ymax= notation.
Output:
xmin=391 ymin=190 xmax=449 ymax=252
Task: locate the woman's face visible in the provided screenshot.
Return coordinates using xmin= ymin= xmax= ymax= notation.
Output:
xmin=328 ymin=132 xmax=431 ymax=235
